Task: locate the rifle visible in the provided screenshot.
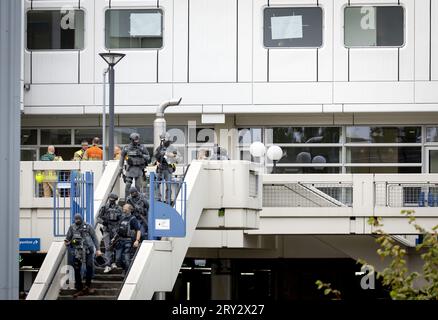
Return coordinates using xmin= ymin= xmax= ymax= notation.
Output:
xmin=109 ymin=234 xmax=120 ymax=251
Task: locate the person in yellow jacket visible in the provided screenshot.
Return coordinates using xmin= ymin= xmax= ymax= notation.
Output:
xmin=39 ymin=146 xmax=63 ymax=197
xmin=73 ymin=140 xmax=89 ymax=161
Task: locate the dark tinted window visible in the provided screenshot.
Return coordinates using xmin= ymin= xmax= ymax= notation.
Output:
xmin=21 ymin=129 xmax=38 ymax=145
xmin=264 ymin=7 xmax=323 ymax=48
xmin=27 ymin=10 xmax=85 ymax=50
xmin=344 ymin=6 xmax=404 ymax=47
xmin=41 ymin=129 xmax=72 ymax=145
xmin=347 ymin=147 xmax=421 ymax=163
xmin=270 ymin=127 xmax=340 ymax=144
xmin=346 ymin=127 xmax=421 ymax=143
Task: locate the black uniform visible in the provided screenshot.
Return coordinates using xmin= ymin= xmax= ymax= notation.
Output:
xmin=126 ymin=192 xmax=149 ymax=240
xmin=119 ymin=140 xmax=150 ymax=199
xmin=65 ymin=215 xmax=99 ymax=291
xmin=97 ymin=201 xmax=122 ymax=266
xmin=115 ymin=214 xmax=141 ymax=272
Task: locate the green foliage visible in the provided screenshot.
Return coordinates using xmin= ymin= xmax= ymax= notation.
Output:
xmin=315 ymin=280 xmax=342 ymax=300
xmin=316 ymin=210 xmax=438 ymax=300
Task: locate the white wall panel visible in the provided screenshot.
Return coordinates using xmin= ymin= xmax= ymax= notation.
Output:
xmin=158 ymin=0 xmax=173 ymax=83
xmin=399 ymin=0 xmax=414 ymax=81
xmin=349 ymin=49 xmax=398 ymax=81
xmin=431 ymin=0 xmax=438 ymax=80
xmin=318 ymin=0 xmax=334 ymax=82
xmin=350 ymin=0 xmax=398 ymax=4
xmin=269 ymin=0 xmax=318 ymax=5
xmin=32 ymin=52 xmax=79 ymax=83
xmin=414 ymin=0 xmax=430 ymax=81
xmin=269 ymin=50 xmax=317 ymax=82
xmin=253 ymin=83 xmax=332 ymax=104
xmin=174 ymin=83 xmax=252 ymax=105
xmin=253 ymin=0 xmax=268 ymax=82
xmin=24 ymin=84 xmax=94 ymax=105
xmin=237 ymin=0 xmax=253 ymax=82
xmin=109 ymin=0 xmax=158 ymax=7
xmin=333 ymin=0 xmax=348 ymax=81
xmin=114 ymin=51 xmax=158 ymax=83
xmin=334 ymin=82 xmax=414 ymax=104
xmin=415 ymin=82 xmax=438 ymax=103
xmin=189 ymin=0 xmax=237 ymax=82
xmin=115 ymin=83 xmax=172 ymax=105
xmin=79 ymin=0 xmax=95 ymax=83
xmin=172 ymin=0 xmax=188 ymax=82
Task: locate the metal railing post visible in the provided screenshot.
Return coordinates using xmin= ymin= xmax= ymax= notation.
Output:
xmin=148 ymin=172 xmax=156 ymax=240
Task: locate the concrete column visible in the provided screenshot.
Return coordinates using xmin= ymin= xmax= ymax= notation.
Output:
xmin=0 ymin=0 xmax=22 ymax=299
xmin=211 ymin=260 xmax=232 ymax=300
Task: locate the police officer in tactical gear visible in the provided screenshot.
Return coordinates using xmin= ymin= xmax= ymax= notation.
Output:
xmin=64 ymin=214 xmax=102 ymax=297
xmin=126 ymin=186 xmax=149 ymax=241
xmin=119 ymin=132 xmax=150 ymax=199
xmin=114 ymin=204 xmax=141 ymax=273
xmin=154 ymin=132 xmax=180 ymax=202
xmin=97 ymin=193 xmax=122 ymax=273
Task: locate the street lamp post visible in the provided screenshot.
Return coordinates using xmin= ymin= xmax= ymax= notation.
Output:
xmin=99 ymin=52 xmax=126 ymax=162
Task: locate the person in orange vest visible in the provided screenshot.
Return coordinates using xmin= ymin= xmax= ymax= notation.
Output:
xmin=83 ymin=137 xmax=103 ymax=161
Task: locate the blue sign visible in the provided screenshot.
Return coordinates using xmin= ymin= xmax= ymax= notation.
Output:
xmin=19 ymin=238 xmax=41 ymax=252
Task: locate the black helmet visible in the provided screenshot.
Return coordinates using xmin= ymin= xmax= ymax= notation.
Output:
xmin=160 ymin=132 xmax=171 ymax=142
xmin=129 ymin=133 xmax=140 ymax=143
xmin=108 ymin=193 xmax=118 ymax=201
xmin=129 ymin=186 xmax=138 ymax=194
xmin=94 ymin=255 xmax=109 ymax=268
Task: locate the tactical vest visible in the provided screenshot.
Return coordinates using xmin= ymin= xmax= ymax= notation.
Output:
xmin=126 ymin=146 xmax=146 ymax=167
xmin=118 ymin=216 xmax=136 ymax=239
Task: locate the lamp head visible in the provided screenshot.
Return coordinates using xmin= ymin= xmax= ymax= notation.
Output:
xmin=99 ymin=52 xmax=126 ymax=67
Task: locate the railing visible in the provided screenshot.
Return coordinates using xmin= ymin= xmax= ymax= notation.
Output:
xmin=148 ymin=172 xmax=187 ymax=239
xmin=53 ymin=171 xmax=94 ymax=237
xmin=263 ymin=182 xmax=353 ymax=207
xmin=375 ymin=182 xmax=438 ymax=208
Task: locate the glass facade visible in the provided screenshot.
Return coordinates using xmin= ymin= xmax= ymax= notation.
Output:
xmin=20 ymin=125 xmax=437 ymax=174
xmin=27 ymin=10 xmax=85 ymax=50
xmin=105 ymin=9 xmax=163 ymax=49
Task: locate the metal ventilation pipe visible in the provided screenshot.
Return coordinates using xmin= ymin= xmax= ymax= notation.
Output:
xmin=153 ymin=98 xmax=183 ymax=151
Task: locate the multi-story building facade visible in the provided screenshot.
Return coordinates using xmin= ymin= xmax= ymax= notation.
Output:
xmin=20 ymin=0 xmax=438 ymax=300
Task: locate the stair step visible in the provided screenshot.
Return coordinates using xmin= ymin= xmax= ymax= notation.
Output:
xmin=93 ymin=274 xmax=125 ymax=281
xmin=89 ymin=281 xmax=123 ymax=289
xmin=58 ymin=295 xmax=117 ymax=301
xmin=95 ymin=268 xmax=124 ymax=275
xmin=59 ymin=288 xmax=120 ymax=296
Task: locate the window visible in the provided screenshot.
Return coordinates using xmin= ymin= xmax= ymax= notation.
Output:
xmin=268 ymin=127 xmax=340 ymax=144
xmin=344 ymin=6 xmax=404 ymax=47
xmin=41 ymin=129 xmax=72 ymax=145
xmin=105 ymin=9 xmax=163 ymax=49
xmin=426 ymin=127 xmax=438 ymax=143
xmin=346 ymin=127 xmax=421 ymax=144
xmin=264 ymin=7 xmax=323 ymax=48
xmin=278 ymin=147 xmax=341 ymax=164
xmin=346 ymin=147 xmax=422 ymax=164
xmin=27 ymin=10 xmax=85 ymax=50
xmin=21 ymin=129 xmax=38 ymax=145
xmin=114 ymin=127 xmax=154 ymax=145
xmin=74 ymin=129 xmax=104 ymax=145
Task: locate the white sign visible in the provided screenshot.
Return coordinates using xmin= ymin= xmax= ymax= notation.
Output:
xmin=155 ymin=219 xmax=170 ymax=230
xmin=271 ymin=15 xmax=303 ymax=40
xmin=130 ymin=13 xmax=161 ymax=37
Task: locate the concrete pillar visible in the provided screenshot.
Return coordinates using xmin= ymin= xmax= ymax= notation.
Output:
xmin=211 ymin=260 xmax=232 ymax=300
xmin=0 ymin=0 xmax=22 ymax=299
